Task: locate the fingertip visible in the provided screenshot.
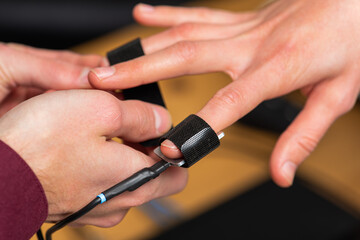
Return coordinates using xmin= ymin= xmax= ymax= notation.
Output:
xmin=270 ymin=130 xmax=302 ymax=188
xmin=160 ymin=139 xmax=183 ymax=159
xmin=270 ymin=161 xmax=292 ymax=188
xmin=272 ymin=160 xmax=297 ymax=188
xmin=133 ymin=3 xmax=155 ymax=24
xmin=88 ymin=70 xmax=101 ymax=89
xmin=88 ymin=67 xmax=115 ymax=89
xmin=137 ymin=3 xmax=155 ymax=13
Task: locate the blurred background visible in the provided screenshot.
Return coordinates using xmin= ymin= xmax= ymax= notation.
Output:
xmin=1 ymin=0 xmax=358 ymax=239
xmin=0 ymin=0 xmax=189 ymax=49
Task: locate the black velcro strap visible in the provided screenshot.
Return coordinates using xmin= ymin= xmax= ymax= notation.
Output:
xmin=107 ymin=38 xmax=145 ymax=64
xmin=107 ymin=38 xmax=167 ymax=147
xmin=160 ymin=115 xmax=220 ymax=168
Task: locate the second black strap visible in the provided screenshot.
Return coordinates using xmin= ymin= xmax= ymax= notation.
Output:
xmin=107 ymin=38 xmax=167 ymax=146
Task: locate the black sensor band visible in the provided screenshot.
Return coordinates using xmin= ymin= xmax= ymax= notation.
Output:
xmin=107 ymin=38 xmax=144 ymax=64
xmin=107 ymin=38 xmax=167 ymax=146
xmin=160 ymin=115 xmax=220 ymax=168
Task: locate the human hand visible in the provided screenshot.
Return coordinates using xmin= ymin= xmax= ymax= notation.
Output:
xmin=0 ymin=43 xmax=106 ymax=117
xmin=89 ymin=1 xmax=360 ymax=187
xmin=0 ymin=90 xmax=187 ymax=226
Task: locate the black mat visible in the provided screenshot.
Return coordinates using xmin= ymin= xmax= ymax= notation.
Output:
xmin=151 ymin=180 xmax=360 ymax=240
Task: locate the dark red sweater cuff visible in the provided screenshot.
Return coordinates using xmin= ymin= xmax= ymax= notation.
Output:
xmin=0 ymin=140 xmax=48 ymax=239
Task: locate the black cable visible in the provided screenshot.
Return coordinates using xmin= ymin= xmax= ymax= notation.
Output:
xmin=36 ymin=228 xmax=44 ymax=240
xmin=45 ymin=198 xmax=101 ymax=240
xmin=42 ymin=160 xmax=171 ymax=240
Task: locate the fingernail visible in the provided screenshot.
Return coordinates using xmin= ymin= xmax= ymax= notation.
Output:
xmin=91 ymin=66 xmax=115 ymax=80
xmin=281 ymin=161 xmax=297 ymax=185
xmin=79 ymin=68 xmax=91 ymax=87
xmin=153 ymin=107 xmax=171 ymax=135
xmin=138 ymin=3 xmax=154 ymax=13
xmin=161 ymin=139 xmax=178 ymax=149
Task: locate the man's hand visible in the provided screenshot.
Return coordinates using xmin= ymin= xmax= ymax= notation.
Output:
xmin=0 ymin=43 xmax=106 ymax=116
xmin=89 ymin=1 xmax=360 ymax=187
xmin=0 ymin=90 xmax=187 ymax=226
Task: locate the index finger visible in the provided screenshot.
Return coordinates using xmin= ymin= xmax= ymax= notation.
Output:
xmin=89 ymin=39 xmax=252 ymax=90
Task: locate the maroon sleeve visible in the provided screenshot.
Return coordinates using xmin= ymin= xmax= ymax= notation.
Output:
xmin=0 ymin=140 xmax=48 ymax=239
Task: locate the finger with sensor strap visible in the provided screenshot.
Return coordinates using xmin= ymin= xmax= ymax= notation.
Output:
xmin=155 ymin=114 xmax=223 ymax=168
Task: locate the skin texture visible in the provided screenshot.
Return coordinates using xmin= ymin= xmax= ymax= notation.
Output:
xmin=0 ymin=44 xmax=187 ymax=226
xmin=0 ymin=90 xmax=187 ymax=226
xmin=89 ymin=0 xmax=360 ymax=187
xmin=0 ymin=42 xmax=106 ymax=116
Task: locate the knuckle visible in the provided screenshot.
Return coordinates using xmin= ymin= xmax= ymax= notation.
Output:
xmin=134 ymin=115 xmax=150 ymax=136
xmin=173 ymin=22 xmax=195 ymax=40
xmin=295 ymin=134 xmax=318 ymax=157
xmin=212 ymin=86 xmax=243 ymax=109
xmin=96 ymin=93 xmax=123 ymax=126
xmin=123 ymin=60 xmax=146 ymax=86
xmin=326 ymin=90 xmax=357 ymax=116
xmin=172 ymin=41 xmax=197 ymax=65
xmin=224 ymin=68 xmax=240 ymax=81
xmin=341 ymin=98 xmax=357 ymax=113
xmin=131 ymin=101 xmax=155 ymax=135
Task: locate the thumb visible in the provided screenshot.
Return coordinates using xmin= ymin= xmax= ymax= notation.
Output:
xmin=0 ymin=43 xmax=91 ymax=102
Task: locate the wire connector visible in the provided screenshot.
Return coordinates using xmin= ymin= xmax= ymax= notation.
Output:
xmin=97 ymin=193 xmax=107 ymax=204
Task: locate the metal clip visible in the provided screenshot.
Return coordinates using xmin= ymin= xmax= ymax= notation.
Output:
xmin=154 ymin=132 xmax=225 ymax=167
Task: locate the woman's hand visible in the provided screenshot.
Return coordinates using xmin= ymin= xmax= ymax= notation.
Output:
xmin=89 ymin=0 xmax=360 ymax=187
xmin=0 ymin=43 xmax=106 ymax=116
xmin=0 ymin=90 xmax=187 ymax=226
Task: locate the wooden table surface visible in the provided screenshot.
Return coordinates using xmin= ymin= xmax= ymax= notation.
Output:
xmin=32 ymin=0 xmax=359 ymax=239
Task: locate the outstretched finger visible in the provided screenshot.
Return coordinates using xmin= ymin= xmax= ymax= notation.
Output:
xmin=133 ymin=4 xmax=255 ymax=27
xmin=142 ymin=20 xmax=260 ymax=54
xmin=89 ymin=39 xmax=252 ymax=90
xmin=270 ymin=75 xmax=360 ymax=187
xmin=159 ymin=48 xmax=313 ymax=157
xmin=160 ymin=77 xmax=270 ymax=158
